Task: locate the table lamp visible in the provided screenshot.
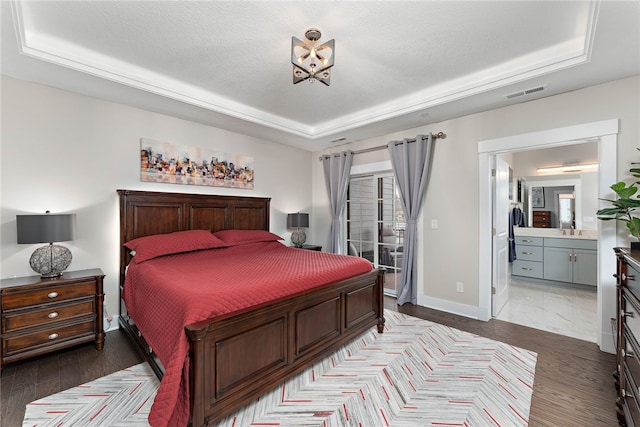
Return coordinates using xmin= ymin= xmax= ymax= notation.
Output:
xmin=17 ymin=211 xmax=75 ymax=278
xmin=287 ymin=212 xmax=309 ymax=248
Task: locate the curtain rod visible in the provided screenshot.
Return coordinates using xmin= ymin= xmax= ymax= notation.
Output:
xmin=318 ymin=131 xmax=446 ymax=161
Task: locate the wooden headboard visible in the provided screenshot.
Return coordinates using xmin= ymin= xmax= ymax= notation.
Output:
xmin=117 ymin=189 xmax=271 ymax=286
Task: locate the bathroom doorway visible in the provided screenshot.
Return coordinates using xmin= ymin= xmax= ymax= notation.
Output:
xmin=495 ymin=146 xmax=598 ymax=342
xmin=477 ymin=119 xmax=619 ymax=353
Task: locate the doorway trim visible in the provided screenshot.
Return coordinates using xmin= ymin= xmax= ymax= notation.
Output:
xmin=478 ymin=119 xmax=619 ymax=353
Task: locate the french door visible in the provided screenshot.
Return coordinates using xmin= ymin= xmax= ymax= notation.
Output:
xmin=347 ymin=173 xmax=405 ymax=295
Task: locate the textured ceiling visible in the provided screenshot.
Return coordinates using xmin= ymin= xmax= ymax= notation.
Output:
xmin=1 ymin=0 xmax=639 ymax=150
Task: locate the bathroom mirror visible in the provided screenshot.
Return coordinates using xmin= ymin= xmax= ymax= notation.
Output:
xmin=521 ymin=175 xmax=581 ymax=229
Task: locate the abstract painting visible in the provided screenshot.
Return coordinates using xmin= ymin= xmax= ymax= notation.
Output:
xmin=140 ymin=138 xmax=254 ymax=189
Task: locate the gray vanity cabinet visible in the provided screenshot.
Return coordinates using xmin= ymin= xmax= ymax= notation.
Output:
xmin=542 ymin=238 xmax=597 ymax=286
xmin=512 ymin=236 xmax=544 ymax=279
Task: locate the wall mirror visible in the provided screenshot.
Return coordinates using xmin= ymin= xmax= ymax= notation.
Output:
xmin=520 ymin=175 xmax=581 ymax=229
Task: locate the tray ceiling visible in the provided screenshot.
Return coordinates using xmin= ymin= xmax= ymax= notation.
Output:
xmin=1 ymin=1 xmax=638 ymax=150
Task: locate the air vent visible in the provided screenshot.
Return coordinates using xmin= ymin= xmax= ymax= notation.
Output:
xmin=505 ymin=85 xmax=547 ymax=100
xmin=506 ymin=91 xmax=525 ymax=99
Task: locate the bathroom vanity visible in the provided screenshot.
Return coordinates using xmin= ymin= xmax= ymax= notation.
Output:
xmin=512 ymin=228 xmax=597 ymax=286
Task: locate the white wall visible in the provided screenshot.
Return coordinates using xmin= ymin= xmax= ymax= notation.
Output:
xmin=312 ymin=75 xmax=639 ymax=317
xmin=0 ymin=76 xmax=313 ymax=316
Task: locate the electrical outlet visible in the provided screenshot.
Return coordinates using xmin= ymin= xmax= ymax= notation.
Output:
xmin=456 ymin=282 xmax=464 ymax=293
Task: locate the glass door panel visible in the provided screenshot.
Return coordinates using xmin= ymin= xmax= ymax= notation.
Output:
xmin=347 ymin=173 xmax=405 ymax=295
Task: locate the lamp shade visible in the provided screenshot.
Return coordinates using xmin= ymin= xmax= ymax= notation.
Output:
xmin=17 ymin=214 xmax=75 ymax=244
xmin=287 ymin=213 xmax=309 ymax=228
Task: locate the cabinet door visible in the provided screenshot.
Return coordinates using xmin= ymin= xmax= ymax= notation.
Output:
xmin=543 ymin=247 xmax=572 ymax=282
xmin=573 ymin=249 xmax=597 ymax=286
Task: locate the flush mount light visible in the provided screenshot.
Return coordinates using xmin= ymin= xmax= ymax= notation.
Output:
xmin=291 ymin=28 xmax=334 ymax=86
xmin=536 ymin=163 xmax=599 ymax=173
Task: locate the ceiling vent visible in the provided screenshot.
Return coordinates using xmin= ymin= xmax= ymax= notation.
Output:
xmin=505 ymin=85 xmax=547 ymax=100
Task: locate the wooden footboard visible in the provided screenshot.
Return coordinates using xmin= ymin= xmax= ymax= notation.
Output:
xmin=185 ymin=268 xmax=384 ymax=427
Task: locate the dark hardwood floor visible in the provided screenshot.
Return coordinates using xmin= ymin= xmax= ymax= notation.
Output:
xmin=1 ymin=297 xmax=617 ymax=427
xmin=1 ymin=327 xmax=143 ymax=427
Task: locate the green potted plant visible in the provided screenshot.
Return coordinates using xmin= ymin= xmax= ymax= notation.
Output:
xmin=597 ymin=155 xmax=640 ymax=248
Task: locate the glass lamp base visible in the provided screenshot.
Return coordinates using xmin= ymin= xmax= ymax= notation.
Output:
xmin=29 ymin=244 xmax=72 ymax=278
xmin=291 ymin=229 xmax=307 ymax=248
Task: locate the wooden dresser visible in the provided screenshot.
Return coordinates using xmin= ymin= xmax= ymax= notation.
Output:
xmin=532 ymin=210 xmax=552 ymax=227
xmin=0 ymin=268 xmax=105 ymax=371
xmin=615 ymin=248 xmax=640 ymax=426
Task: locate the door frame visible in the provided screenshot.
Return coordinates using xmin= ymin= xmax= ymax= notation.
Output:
xmin=478 ymin=119 xmax=619 ymax=353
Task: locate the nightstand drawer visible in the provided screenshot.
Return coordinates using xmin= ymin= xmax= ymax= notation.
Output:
xmin=3 ymin=300 xmax=95 ymax=333
xmin=1 ymin=281 xmax=96 ymax=310
xmin=624 ymin=330 xmax=640 ymax=390
xmin=3 ymin=319 xmax=95 ymax=355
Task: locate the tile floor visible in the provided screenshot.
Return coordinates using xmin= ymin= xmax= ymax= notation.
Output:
xmin=495 ymin=276 xmax=597 ymax=343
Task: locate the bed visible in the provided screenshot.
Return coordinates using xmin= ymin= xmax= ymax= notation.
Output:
xmin=117 ymin=189 xmax=385 ymax=427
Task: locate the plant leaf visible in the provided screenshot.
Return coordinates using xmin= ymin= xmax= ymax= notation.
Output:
xmin=611 ymin=182 xmax=639 ymax=199
xmin=597 ymin=207 xmax=626 ymax=217
xmin=612 ymin=199 xmax=640 ymax=209
xmin=627 ymin=217 xmax=640 ymax=239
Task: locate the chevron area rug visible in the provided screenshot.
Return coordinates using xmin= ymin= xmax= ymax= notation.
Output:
xmin=23 ymin=310 xmax=537 ymax=426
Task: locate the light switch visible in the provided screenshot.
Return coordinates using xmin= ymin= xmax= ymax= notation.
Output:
xmin=431 ymin=219 xmax=438 ymax=229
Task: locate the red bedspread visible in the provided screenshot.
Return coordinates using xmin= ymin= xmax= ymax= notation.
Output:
xmin=123 ymin=241 xmax=373 ymax=427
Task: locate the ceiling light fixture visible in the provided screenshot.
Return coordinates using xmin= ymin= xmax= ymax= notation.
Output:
xmin=536 ymin=163 xmax=599 ymax=173
xmin=291 ymin=28 xmax=334 ymax=86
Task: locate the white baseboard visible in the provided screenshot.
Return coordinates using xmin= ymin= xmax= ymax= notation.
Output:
xmin=416 ymin=294 xmax=483 ymax=320
xmin=104 ymin=314 xmax=120 ymax=332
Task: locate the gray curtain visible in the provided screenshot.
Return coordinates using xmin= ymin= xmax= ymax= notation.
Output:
xmin=388 ymin=134 xmax=434 ymax=305
xmin=322 ymin=151 xmax=354 ymax=254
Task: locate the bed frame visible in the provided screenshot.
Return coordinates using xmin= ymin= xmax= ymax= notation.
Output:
xmin=117 ymin=189 xmax=385 ymax=426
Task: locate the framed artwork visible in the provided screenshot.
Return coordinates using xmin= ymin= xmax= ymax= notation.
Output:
xmin=531 ymin=187 xmax=544 ymax=208
xmin=140 ymin=138 xmax=254 ymax=189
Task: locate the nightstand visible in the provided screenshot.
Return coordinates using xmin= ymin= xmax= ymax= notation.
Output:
xmin=300 ymin=244 xmax=322 ymax=251
xmin=0 ymin=268 xmax=105 ymax=371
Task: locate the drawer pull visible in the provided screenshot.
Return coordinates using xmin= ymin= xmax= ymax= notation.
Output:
xmin=522 ymin=239 xmax=533 ymax=243
xmin=48 ymin=333 xmax=59 ymax=340
xmin=623 ymin=273 xmax=636 ymax=281
xmin=521 ymin=267 xmax=533 ymax=271
xmin=622 ymin=310 xmax=635 ymax=318
xmin=624 ymin=349 xmax=634 ymax=358
xmin=47 ymin=312 xmax=59 ymax=319
xmin=522 ymin=252 xmax=533 ymax=255
xmin=623 ymin=388 xmax=634 ymax=399
xmin=47 ymin=292 xmax=59 ymax=299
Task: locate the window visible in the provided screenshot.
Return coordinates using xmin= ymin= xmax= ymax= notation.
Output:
xmin=347 ymin=173 xmax=405 ymax=295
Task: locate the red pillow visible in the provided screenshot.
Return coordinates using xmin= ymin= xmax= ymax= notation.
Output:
xmin=213 ymin=229 xmax=283 ymax=246
xmin=125 ymin=229 xmax=226 ymax=263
